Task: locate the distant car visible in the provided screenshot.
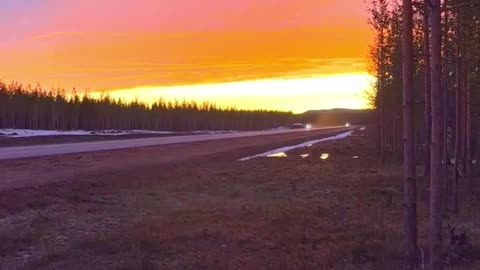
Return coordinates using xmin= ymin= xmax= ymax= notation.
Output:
xmin=289 ymin=123 xmax=311 ymax=130
xmin=289 ymin=123 xmax=305 ymax=129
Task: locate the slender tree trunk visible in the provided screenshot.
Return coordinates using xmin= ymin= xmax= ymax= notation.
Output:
xmin=379 ymin=32 xmax=386 ymax=163
xmin=402 ymin=1 xmax=418 ymax=268
xmin=424 ymin=0 xmax=432 ymax=178
xmin=453 ymin=16 xmax=464 ymax=214
xmin=429 ymin=0 xmax=444 ymax=269
xmin=463 ymin=49 xmax=471 ymax=184
xmin=466 ymin=74 xmax=472 ymax=184
xmin=461 ymin=63 xmax=467 ymax=181
xmin=378 ymin=98 xmax=382 ymax=156
xmin=396 ymin=117 xmax=399 ymax=155
xmin=443 ymin=1 xmax=450 ymax=211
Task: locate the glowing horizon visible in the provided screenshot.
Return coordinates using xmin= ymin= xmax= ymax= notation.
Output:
xmin=0 ymin=0 xmax=374 ymax=112
xmin=90 ymin=73 xmax=373 ymax=114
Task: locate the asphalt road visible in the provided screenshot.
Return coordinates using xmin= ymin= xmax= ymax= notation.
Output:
xmin=0 ymin=126 xmax=346 ymax=160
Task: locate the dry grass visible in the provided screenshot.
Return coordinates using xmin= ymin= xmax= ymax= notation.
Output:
xmin=0 ymin=129 xmax=479 ymax=269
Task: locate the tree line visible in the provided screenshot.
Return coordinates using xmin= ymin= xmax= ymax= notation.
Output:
xmin=368 ymin=0 xmax=480 ymax=269
xmin=0 ymin=81 xmax=294 ymax=132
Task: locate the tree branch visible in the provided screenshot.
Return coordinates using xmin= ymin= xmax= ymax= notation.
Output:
xmin=443 ymin=1 xmax=480 ymax=12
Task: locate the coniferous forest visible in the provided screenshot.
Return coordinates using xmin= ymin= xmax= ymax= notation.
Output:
xmin=0 ymin=81 xmax=293 ymax=132
xmin=369 ymin=0 xmax=480 ymax=268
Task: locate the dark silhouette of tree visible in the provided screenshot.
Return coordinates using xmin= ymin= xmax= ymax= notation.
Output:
xmin=369 ymin=0 xmax=392 ymax=161
xmin=368 ymin=0 xmax=480 ymax=268
xmin=0 ymin=81 xmax=294 ymax=132
xmin=429 ymin=0 xmax=444 ymax=268
xmin=424 ymin=0 xmax=433 ymax=178
xmin=402 ymin=0 xmax=418 ymax=268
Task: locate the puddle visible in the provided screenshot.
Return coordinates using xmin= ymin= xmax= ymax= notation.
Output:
xmin=300 ymin=154 xmax=310 ymax=158
xmin=352 ymin=156 xmax=359 ymax=159
xmin=238 ymin=130 xmax=353 ymax=161
xmin=267 ymin=152 xmax=287 ymax=158
xmin=320 ymin=153 xmax=330 ymax=160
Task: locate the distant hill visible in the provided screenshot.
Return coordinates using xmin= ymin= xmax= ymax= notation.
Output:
xmin=298 ymin=108 xmax=374 ymax=126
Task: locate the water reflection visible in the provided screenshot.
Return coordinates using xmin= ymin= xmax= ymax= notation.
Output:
xmin=320 ymin=153 xmax=330 ymax=160
xmin=267 ymin=152 xmax=287 ymax=158
xmin=301 ymin=154 xmax=310 ymax=158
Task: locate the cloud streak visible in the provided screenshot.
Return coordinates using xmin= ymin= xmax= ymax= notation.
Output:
xmin=0 ymin=0 xmax=373 ymax=111
xmin=1 ymin=29 xmax=372 ymax=90
xmin=31 ymin=31 xmax=86 ymax=41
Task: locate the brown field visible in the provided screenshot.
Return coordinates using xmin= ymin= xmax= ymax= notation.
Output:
xmin=0 ymin=128 xmax=479 ymax=269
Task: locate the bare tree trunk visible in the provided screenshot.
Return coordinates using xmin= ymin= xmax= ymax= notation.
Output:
xmin=424 ymin=0 xmax=432 ymax=178
xmin=402 ymin=1 xmax=418 ymax=268
xmin=443 ymin=0 xmax=450 ymax=211
xmin=461 ymin=62 xmax=467 ymax=182
xmin=379 ymin=32 xmax=386 ymax=163
xmin=453 ymin=16 xmax=463 ymax=214
xmin=466 ymin=74 xmax=472 ymax=184
xmin=463 ymin=48 xmax=471 ymax=185
xmin=394 ymin=114 xmax=400 ymax=155
xmin=429 ymin=0 xmax=444 ymax=269
xmin=377 ymin=44 xmax=383 ymax=158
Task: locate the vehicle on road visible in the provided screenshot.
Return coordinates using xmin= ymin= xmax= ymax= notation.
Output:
xmin=289 ymin=123 xmax=312 ymax=130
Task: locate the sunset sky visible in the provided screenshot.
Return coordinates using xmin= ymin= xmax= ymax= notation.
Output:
xmin=0 ymin=0 xmax=374 ymax=113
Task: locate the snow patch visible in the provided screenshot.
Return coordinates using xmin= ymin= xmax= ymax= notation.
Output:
xmin=191 ymin=130 xmax=238 ymax=135
xmin=0 ymin=129 xmax=241 ymax=138
xmin=239 ymin=130 xmax=353 ymax=161
xmin=0 ymin=129 xmax=174 ymax=138
xmin=0 ymin=129 xmax=91 ymax=137
xmin=129 ymin=130 xmax=173 ymax=135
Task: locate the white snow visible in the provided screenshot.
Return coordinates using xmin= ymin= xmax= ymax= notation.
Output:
xmin=192 ymin=130 xmax=237 ymax=134
xmin=239 ymin=130 xmax=353 ymax=161
xmin=359 ymin=126 xmax=366 ymax=131
xmin=0 ymin=129 xmax=175 ymax=138
xmin=0 ymin=128 xmax=242 ymax=138
xmin=129 ymin=130 xmax=173 ymax=135
xmin=0 ymin=129 xmax=91 ymax=137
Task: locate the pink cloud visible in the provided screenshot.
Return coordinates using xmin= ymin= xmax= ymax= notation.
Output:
xmin=1 ymin=0 xmax=369 ymax=40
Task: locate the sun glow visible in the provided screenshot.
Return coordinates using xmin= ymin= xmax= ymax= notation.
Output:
xmin=1 ymin=0 xmax=373 ymax=114
xmin=94 ymin=73 xmax=373 ymax=113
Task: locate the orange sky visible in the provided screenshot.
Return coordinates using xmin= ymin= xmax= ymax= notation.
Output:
xmin=0 ymin=0 xmax=374 ymax=113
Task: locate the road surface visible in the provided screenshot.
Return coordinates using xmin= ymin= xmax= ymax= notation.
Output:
xmin=0 ymin=126 xmax=356 ymax=191
xmin=0 ymin=126 xmax=346 ymax=160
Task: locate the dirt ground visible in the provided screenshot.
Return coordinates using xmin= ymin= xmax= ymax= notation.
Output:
xmin=0 ymin=128 xmax=479 ymax=269
xmin=0 ymin=132 xmax=197 ymax=147
xmin=0 ymin=128 xmax=350 ymax=191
